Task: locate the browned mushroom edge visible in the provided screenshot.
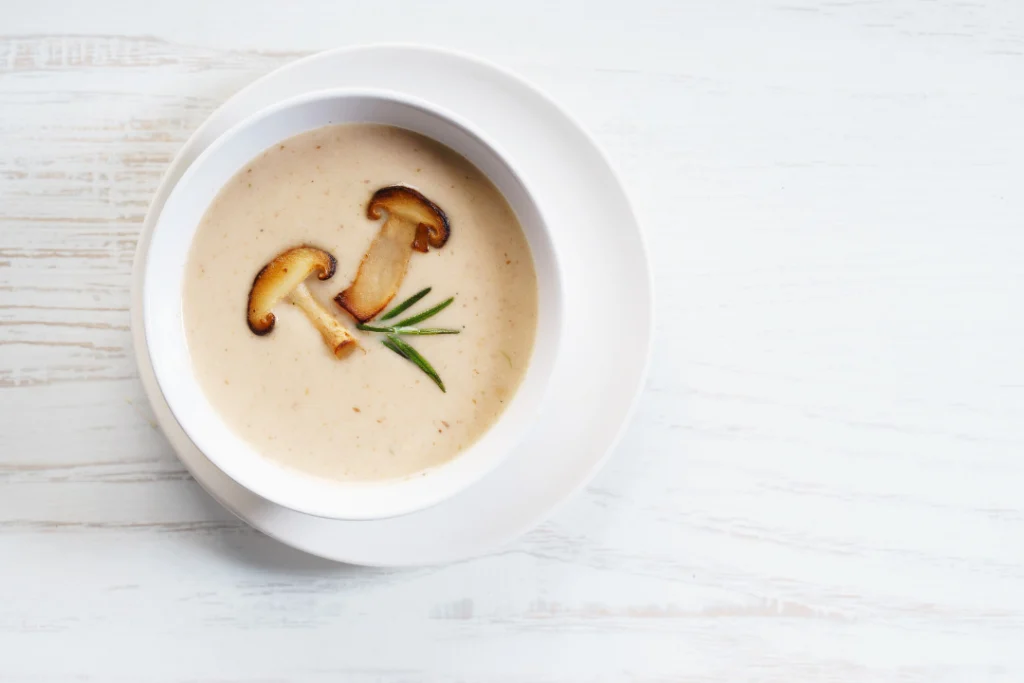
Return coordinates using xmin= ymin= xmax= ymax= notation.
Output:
xmin=247 ymin=245 xmax=358 ymax=359
xmin=335 ymin=186 xmax=450 ymax=322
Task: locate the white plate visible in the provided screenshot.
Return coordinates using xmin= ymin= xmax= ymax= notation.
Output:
xmin=131 ymin=44 xmax=652 ymax=566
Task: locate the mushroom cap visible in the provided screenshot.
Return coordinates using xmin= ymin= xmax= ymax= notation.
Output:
xmin=367 ymin=185 xmax=450 ymax=253
xmin=247 ymin=245 xmax=337 ymax=335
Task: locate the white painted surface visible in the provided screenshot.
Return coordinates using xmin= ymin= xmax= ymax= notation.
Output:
xmin=2 ymin=1 xmax=1023 ymax=680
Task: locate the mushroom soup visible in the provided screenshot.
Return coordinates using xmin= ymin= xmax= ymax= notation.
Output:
xmin=183 ymin=124 xmax=538 ymax=482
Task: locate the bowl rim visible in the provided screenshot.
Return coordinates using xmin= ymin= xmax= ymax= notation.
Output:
xmin=142 ymin=86 xmax=566 ymax=520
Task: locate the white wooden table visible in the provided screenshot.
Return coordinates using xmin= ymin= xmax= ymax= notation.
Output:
xmin=3 ymin=2 xmax=1023 ymax=680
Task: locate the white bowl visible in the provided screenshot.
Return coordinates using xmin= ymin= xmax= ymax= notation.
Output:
xmin=143 ymin=89 xmax=564 ymax=520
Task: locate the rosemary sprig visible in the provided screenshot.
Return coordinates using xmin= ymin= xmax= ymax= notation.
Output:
xmin=380 ymin=287 xmax=431 ymax=321
xmin=393 ymin=296 xmax=454 ymax=327
xmin=382 ymin=334 xmax=446 ymax=392
xmin=365 ymin=290 xmax=458 ymax=392
xmin=357 ymin=324 xmax=460 ymax=335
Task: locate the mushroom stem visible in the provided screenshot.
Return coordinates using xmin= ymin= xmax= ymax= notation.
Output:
xmin=287 ymin=283 xmax=358 ymax=359
xmin=338 ymin=217 xmax=418 ymax=321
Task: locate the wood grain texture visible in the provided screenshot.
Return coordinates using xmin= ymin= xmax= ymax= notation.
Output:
xmin=2 ymin=1 xmax=1024 ymax=681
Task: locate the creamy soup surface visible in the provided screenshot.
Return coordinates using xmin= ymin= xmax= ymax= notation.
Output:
xmin=183 ymin=124 xmax=538 ymax=481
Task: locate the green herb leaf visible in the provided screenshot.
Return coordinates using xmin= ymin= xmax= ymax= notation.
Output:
xmin=394 ymin=296 xmax=454 ymax=327
xmin=392 ymin=327 xmax=460 ymax=336
xmin=358 ymin=323 xmax=460 ymax=335
xmin=380 ymin=287 xmax=432 ymax=321
xmin=382 ymin=334 xmax=446 ymax=392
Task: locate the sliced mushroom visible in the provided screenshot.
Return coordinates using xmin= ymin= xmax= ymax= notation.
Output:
xmin=247 ymin=245 xmax=358 ymax=359
xmin=335 ymin=186 xmax=450 ymax=322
